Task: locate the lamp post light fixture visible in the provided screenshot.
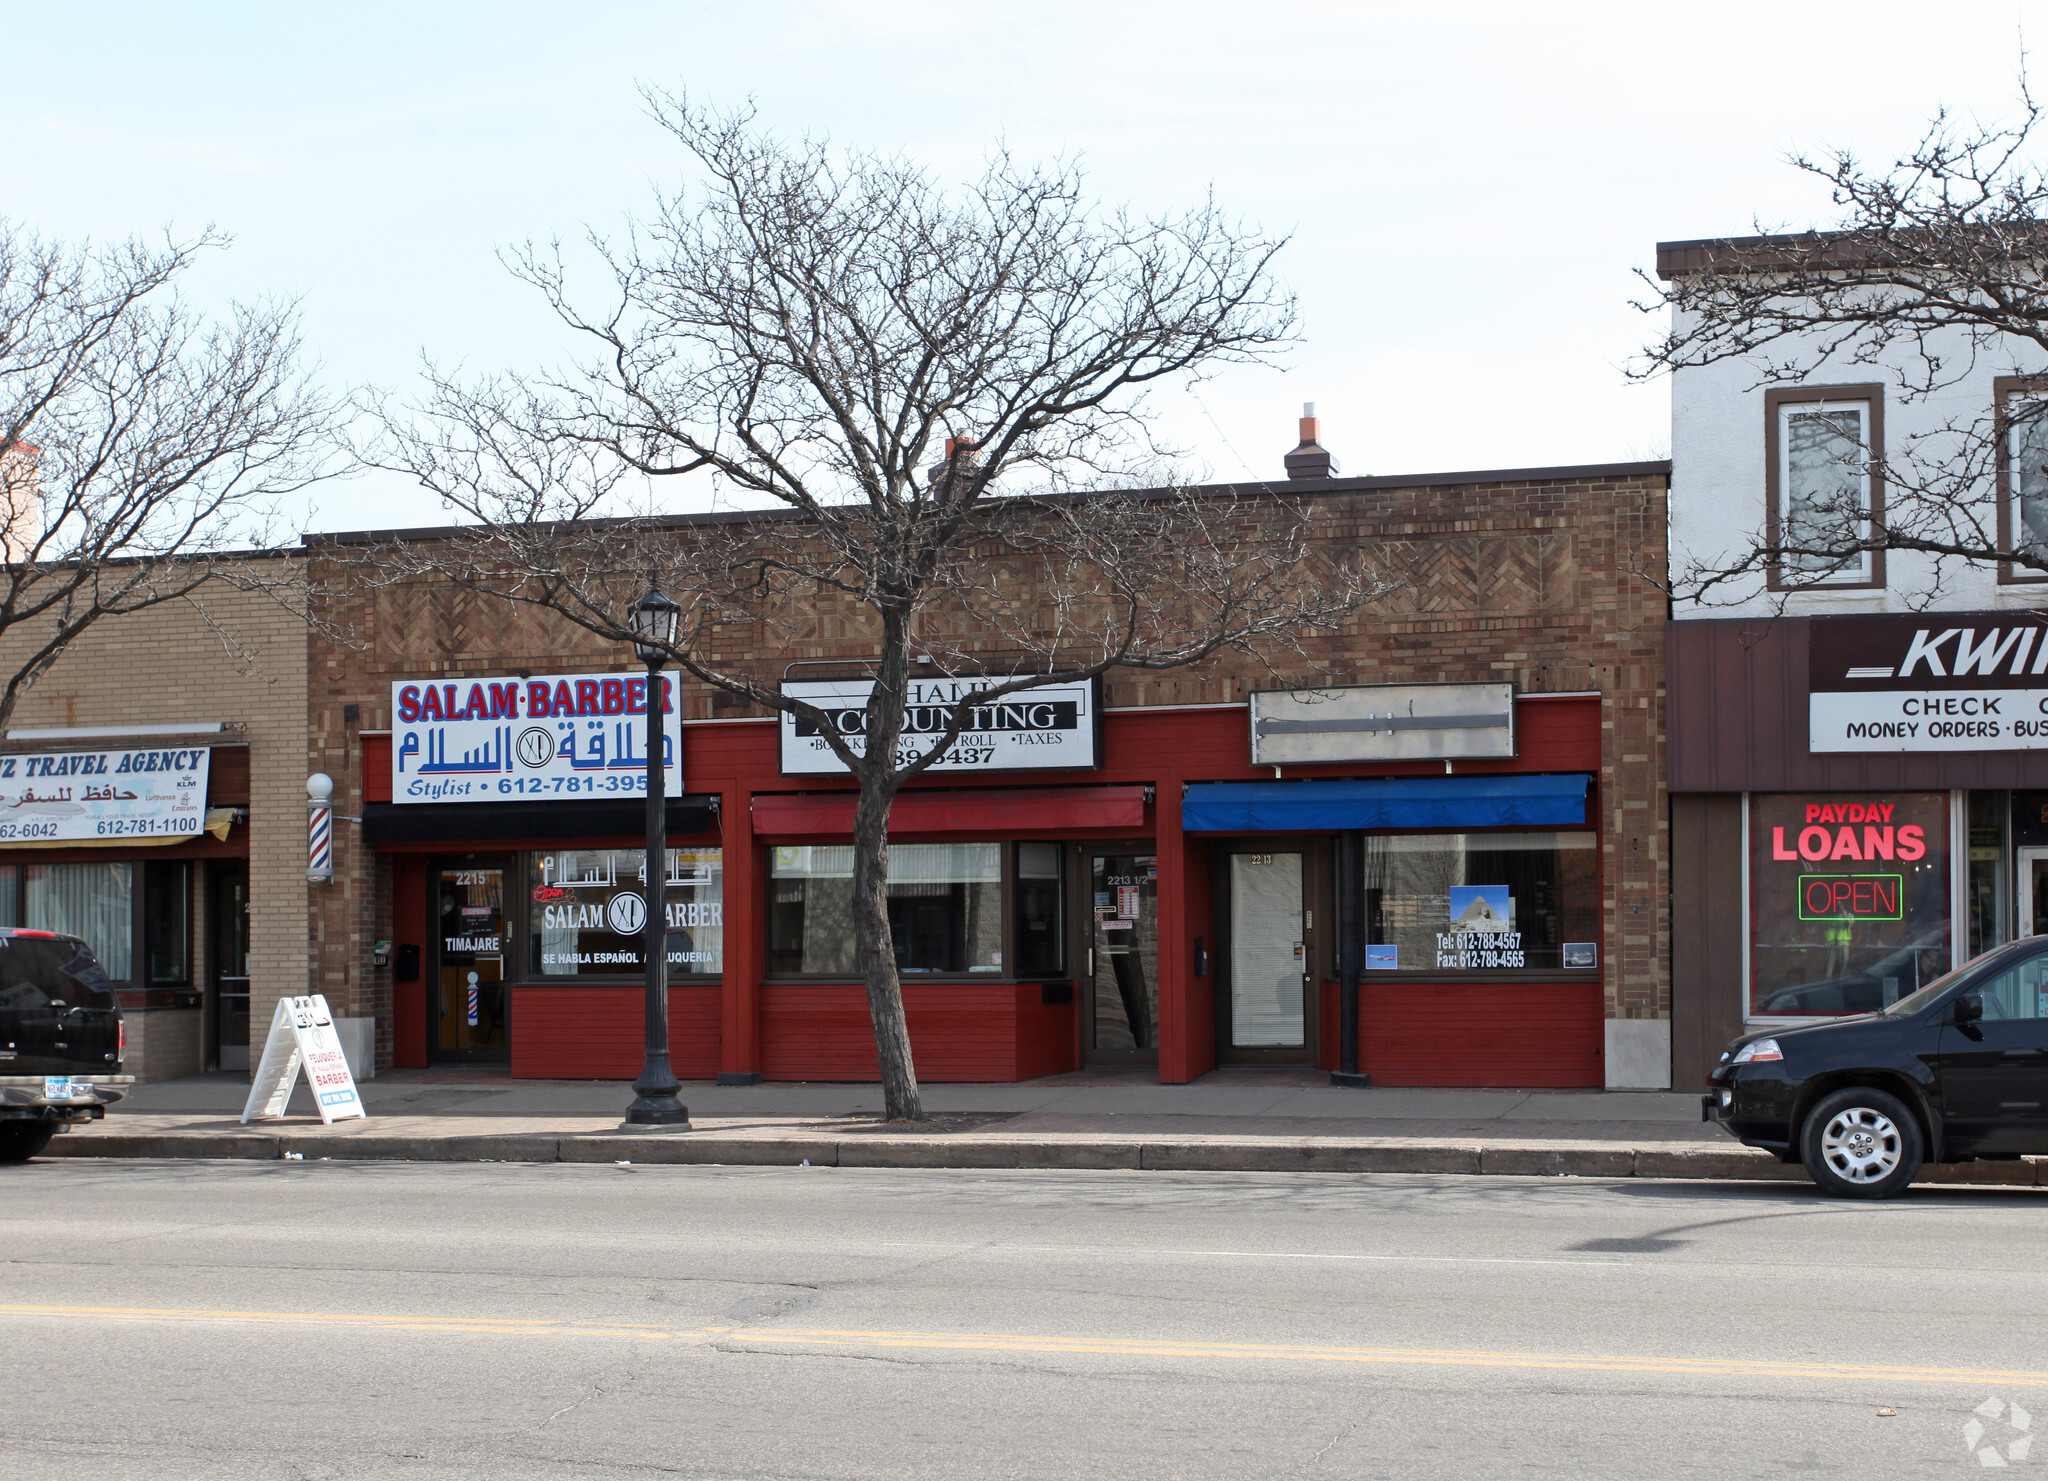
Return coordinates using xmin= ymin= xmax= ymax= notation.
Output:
xmin=625 ymin=584 xmax=688 ymax=1128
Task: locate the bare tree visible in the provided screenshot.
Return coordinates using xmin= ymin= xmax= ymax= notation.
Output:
xmin=1636 ymin=80 xmax=2048 ymax=604
xmin=0 ymin=222 xmax=339 ymax=723
xmin=369 ymin=97 xmax=1392 ymax=1120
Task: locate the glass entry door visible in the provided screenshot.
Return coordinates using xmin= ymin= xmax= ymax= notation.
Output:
xmin=433 ymin=862 xmax=509 ymax=1061
xmin=1226 ymin=850 xmax=1309 ymax=1054
xmin=1086 ymin=850 xmax=1158 ymax=1061
xmin=2019 ymin=848 xmax=2048 ymax=940
xmin=208 ymin=861 xmax=250 ymax=1072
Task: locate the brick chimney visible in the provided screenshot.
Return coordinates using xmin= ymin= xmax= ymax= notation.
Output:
xmin=1282 ymin=402 xmax=1339 ymax=480
xmin=925 ymin=437 xmax=982 ymax=503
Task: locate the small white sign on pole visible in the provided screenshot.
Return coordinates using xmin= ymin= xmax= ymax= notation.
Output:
xmin=241 ymin=994 xmax=368 ymax=1125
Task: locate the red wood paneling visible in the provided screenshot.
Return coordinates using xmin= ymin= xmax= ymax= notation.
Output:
xmin=755 ymin=785 xmax=1147 ymax=836
xmin=761 ymin=984 xmax=1077 ymax=1083
xmin=362 ymin=733 xmax=391 ymax=802
xmin=1360 ymin=981 xmax=1602 ymax=1087
xmin=510 ymin=985 xmax=722 ymax=1080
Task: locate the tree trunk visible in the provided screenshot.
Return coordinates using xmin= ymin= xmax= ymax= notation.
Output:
xmin=851 ymin=773 xmax=921 ymax=1120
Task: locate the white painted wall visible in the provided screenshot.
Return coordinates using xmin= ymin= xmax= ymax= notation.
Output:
xmin=1670 ymin=310 xmax=2048 ymax=619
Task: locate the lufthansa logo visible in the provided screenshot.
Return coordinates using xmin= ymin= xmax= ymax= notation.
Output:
xmin=606 ymin=892 xmax=646 ymax=936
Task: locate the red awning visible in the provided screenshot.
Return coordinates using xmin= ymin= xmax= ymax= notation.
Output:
xmin=752 ymin=785 xmax=1147 ymax=836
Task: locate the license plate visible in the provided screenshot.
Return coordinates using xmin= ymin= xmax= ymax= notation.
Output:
xmin=42 ymin=1077 xmax=73 ymax=1099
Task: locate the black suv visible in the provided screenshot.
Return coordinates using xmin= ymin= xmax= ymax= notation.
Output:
xmin=1708 ymin=936 xmax=2048 ymax=1197
xmin=0 ymin=928 xmax=131 ymax=1162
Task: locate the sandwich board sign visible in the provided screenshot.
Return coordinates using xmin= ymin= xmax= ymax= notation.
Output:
xmin=240 ymin=994 xmax=367 ymax=1125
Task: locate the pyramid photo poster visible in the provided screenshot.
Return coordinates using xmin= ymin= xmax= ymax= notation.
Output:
xmin=1446 ymin=885 xmax=1513 ymax=934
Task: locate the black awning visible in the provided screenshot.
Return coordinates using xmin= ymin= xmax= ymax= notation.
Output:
xmin=361 ymin=795 xmax=717 ymax=847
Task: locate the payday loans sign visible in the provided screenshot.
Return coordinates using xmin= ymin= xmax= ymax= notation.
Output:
xmin=0 ymin=746 xmax=209 ymax=843
xmin=392 ymin=673 xmax=683 ymax=803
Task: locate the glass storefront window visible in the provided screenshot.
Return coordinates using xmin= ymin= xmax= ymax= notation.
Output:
xmin=1749 ymin=792 xmax=1951 ymax=1016
xmin=529 ymin=848 xmax=723 ymax=977
xmin=1359 ymin=832 xmax=1599 ymax=972
xmin=1014 ymin=842 xmax=1064 ymax=976
xmin=24 ymin=861 xmax=133 ymax=980
xmin=145 ymin=861 xmax=190 ymax=985
xmin=770 ymin=843 xmax=1002 ymax=975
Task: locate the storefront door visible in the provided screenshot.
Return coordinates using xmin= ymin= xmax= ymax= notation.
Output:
xmin=208 ymin=861 xmax=250 ymax=1073
xmin=2018 ymin=848 xmax=2048 ymax=939
xmin=1219 ymin=846 xmax=1314 ymax=1063
xmin=431 ymin=860 xmax=510 ymax=1063
xmin=1083 ymin=849 xmax=1158 ymax=1063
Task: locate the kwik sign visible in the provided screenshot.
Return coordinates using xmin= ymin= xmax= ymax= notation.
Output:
xmin=391 ymin=672 xmax=683 ymax=804
xmin=1809 ymin=611 xmax=2048 ymax=753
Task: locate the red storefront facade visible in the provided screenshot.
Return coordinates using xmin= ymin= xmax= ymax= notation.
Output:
xmin=357 ymin=692 xmax=1607 ymax=1087
xmin=310 ymin=458 xmax=1670 ymax=1089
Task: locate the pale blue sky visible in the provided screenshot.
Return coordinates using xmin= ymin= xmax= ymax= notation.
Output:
xmin=3 ymin=1 xmax=2039 ymax=531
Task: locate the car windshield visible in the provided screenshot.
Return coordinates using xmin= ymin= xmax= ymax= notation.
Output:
xmin=1882 ymin=941 xmax=2033 ymax=1017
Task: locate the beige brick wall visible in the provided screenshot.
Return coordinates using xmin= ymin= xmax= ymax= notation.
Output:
xmin=0 ymin=563 xmax=310 ymax=1070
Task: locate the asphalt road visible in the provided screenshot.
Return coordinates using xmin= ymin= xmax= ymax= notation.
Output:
xmin=3 ymin=1160 xmax=2044 ymax=1479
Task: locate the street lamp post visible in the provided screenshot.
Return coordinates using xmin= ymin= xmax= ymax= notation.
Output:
xmin=625 ymin=584 xmax=688 ymax=1128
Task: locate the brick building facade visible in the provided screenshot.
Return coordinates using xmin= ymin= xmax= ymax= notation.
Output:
xmin=0 ymin=560 xmax=310 ymax=1079
xmin=303 ymin=459 xmax=1673 ymax=1087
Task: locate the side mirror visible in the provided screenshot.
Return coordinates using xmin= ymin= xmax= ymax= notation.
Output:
xmin=1954 ymin=992 xmax=1984 ymax=1025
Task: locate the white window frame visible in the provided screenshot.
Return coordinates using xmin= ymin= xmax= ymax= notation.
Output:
xmin=1776 ymin=398 xmax=1874 ymax=585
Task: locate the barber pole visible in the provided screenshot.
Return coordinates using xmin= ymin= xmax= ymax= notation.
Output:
xmin=306 ymin=773 xmax=334 ymax=884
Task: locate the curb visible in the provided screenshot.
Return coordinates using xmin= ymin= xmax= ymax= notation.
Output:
xmin=35 ymin=1130 xmax=2047 ymax=1186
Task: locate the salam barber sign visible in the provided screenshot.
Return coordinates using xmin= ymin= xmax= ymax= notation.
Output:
xmin=1809 ymin=612 xmax=2048 ymax=752
xmin=391 ymin=673 xmax=684 ymax=803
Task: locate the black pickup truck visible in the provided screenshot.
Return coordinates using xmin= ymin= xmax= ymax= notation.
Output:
xmin=0 ymin=928 xmax=133 ymax=1162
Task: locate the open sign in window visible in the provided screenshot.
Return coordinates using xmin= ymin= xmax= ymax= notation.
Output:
xmin=1797 ymin=873 xmax=1906 ymax=921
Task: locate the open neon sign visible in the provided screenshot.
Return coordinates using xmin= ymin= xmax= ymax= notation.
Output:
xmin=1796 ymin=873 xmax=1905 ymax=921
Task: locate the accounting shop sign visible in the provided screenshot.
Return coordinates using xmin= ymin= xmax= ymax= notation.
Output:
xmin=1809 ymin=612 xmax=2048 ymax=753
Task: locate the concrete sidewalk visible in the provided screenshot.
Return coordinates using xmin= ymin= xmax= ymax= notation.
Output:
xmin=29 ymin=1067 xmax=2040 ymax=1187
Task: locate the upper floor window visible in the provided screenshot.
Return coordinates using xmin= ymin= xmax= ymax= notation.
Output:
xmin=1765 ymin=385 xmax=1884 ymax=589
xmin=1995 ymin=376 xmax=2048 ymax=583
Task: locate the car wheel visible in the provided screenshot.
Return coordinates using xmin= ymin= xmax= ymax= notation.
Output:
xmin=1799 ymin=1088 xmax=1923 ymax=1199
xmin=0 ymin=1122 xmax=56 ymax=1164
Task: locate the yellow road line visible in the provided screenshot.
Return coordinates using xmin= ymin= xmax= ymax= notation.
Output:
xmin=4 ymin=1304 xmax=2042 ymax=1388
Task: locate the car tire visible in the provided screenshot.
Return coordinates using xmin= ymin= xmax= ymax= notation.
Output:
xmin=0 ymin=1122 xmax=57 ymax=1164
xmin=1799 ymin=1087 xmax=1923 ymax=1199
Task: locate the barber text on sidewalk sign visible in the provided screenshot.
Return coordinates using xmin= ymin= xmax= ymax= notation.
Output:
xmin=779 ymin=677 xmax=1102 ymax=775
xmin=0 ymin=746 xmax=209 ymax=843
xmin=1809 ymin=612 xmax=2048 ymax=752
xmin=391 ymin=672 xmax=684 ymax=803
xmin=240 ymin=994 xmax=366 ymax=1125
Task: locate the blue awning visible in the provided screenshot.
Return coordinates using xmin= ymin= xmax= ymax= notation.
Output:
xmin=1180 ymin=774 xmax=1591 ymax=832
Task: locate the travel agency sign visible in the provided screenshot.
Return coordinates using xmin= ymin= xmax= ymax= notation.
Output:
xmin=392 ymin=673 xmax=683 ymax=803
xmin=1809 ymin=612 xmax=2048 ymax=752
xmin=0 ymin=745 xmax=209 ymax=842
